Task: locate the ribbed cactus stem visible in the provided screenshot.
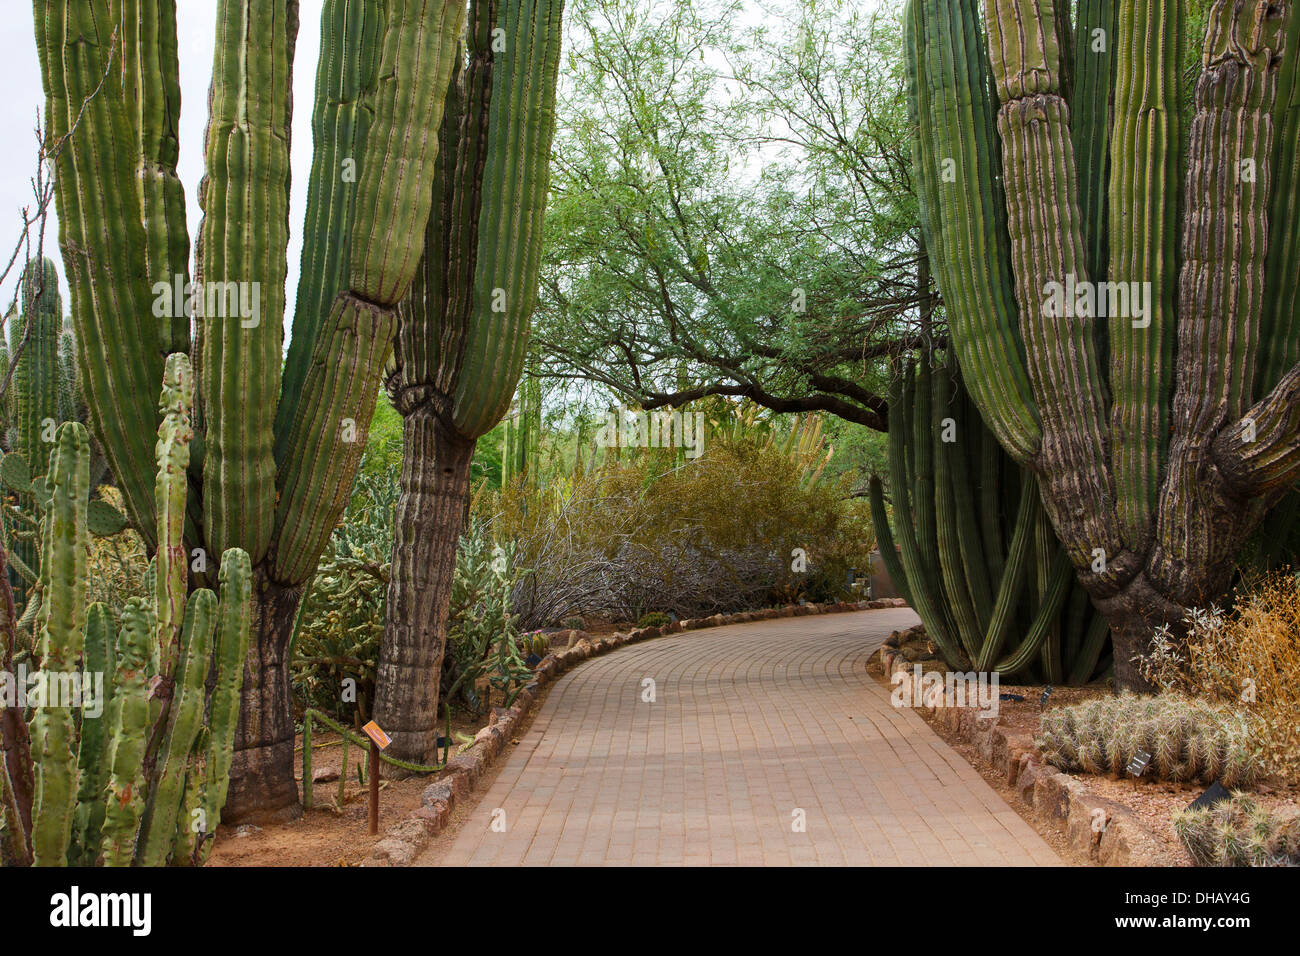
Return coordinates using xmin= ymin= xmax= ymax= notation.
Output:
xmin=70 ymin=602 xmax=115 ymax=865
xmin=374 ymin=0 xmax=566 ymax=761
xmin=154 ymin=353 xmax=194 ymax=678
xmin=10 ymin=257 xmax=63 ymax=478
xmin=98 ymin=599 xmax=153 ymax=867
xmin=29 ymin=422 xmax=88 ymax=866
xmin=196 ymin=546 xmax=252 ymax=863
xmin=137 ymin=588 xmax=217 ymax=866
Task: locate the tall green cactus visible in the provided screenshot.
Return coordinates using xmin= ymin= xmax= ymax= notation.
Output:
xmin=374 ymin=0 xmax=566 ymax=761
xmin=905 ymin=0 xmax=1300 ymax=688
xmin=7 ymin=258 xmax=62 ymax=478
xmin=0 ymin=354 xmax=254 ymax=866
xmin=34 ymin=0 xmax=467 ymax=816
xmin=869 ymin=355 xmax=1111 ymax=685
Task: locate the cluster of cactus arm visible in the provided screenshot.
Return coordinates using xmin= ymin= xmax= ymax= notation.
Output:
xmin=0 ymin=353 xmax=252 ymax=866
xmin=869 ymin=355 xmax=1111 ymax=685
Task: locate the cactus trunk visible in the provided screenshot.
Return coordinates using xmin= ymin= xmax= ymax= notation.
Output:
xmin=375 ymin=412 xmax=475 ymax=760
xmin=374 ymin=0 xmax=565 ymax=760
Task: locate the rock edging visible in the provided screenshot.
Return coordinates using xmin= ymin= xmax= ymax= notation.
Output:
xmin=364 ymin=597 xmax=909 ymax=865
xmin=879 ymin=649 xmax=1178 ymax=866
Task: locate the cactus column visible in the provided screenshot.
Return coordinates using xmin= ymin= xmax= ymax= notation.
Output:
xmin=905 ymin=0 xmax=1300 ymax=688
xmin=374 ymin=0 xmax=566 ymax=762
xmin=35 ymin=0 xmax=467 ymax=817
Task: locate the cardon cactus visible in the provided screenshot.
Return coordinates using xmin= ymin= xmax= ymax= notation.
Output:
xmin=0 ymin=353 xmax=253 ymax=866
xmin=374 ymin=0 xmax=566 ymax=761
xmin=869 ymin=355 xmax=1111 ymax=683
xmin=904 ymin=0 xmax=1300 ymax=687
xmin=34 ymin=0 xmax=466 ymax=816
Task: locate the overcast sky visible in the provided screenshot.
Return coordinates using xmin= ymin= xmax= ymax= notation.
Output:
xmin=0 ymin=0 xmax=324 ymax=329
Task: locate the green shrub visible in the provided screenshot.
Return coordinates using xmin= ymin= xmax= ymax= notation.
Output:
xmin=562 ymin=616 xmax=584 ymax=630
xmin=636 ymin=611 xmax=672 ymax=629
xmin=1036 ymin=694 xmax=1258 ymax=787
xmin=290 ymin=469 xmax=396 ymax=717
xmin=441 ymin=521 xmax=531 ymax=712
xmin=1173 ymin=794 xmax=1300 ymax=867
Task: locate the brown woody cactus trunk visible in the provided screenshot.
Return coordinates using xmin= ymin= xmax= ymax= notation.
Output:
xmin=225 ymin=575 xmax=302 ymax=822
xmin=373 ymin=408 xmax=475 ymax=762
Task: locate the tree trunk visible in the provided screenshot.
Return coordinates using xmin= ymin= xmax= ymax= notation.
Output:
xmin=374 ymin=406 xmax=475 ymax=763
xmin=224 ymin=573 xmax=303 ymax=823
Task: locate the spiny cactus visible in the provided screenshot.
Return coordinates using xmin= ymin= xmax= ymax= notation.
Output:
xmin=1037 ymin=693 xmax=1258 ymax=787
xmin=1173 ymin=793 xmax=1300 ymax=866
xmin=35 ymin=0 xmax=466 ymax=816
xmin=0 ymin=354 xmax=252 ymax=867
xmin=374 ymin=0 xmax=566 ymax=762
xmin=870 ymin=355 xmax=1111 ymax=683
xmin=904 ymin=0 xmax=1300 ymax=688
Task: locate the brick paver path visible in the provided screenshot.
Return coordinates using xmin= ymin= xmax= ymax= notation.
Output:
xmin=421 ymin=609 xmax=1060 ymax=866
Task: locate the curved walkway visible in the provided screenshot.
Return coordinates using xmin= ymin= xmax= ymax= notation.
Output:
xmin=419 ymin=608 xmax=1060 ymax=866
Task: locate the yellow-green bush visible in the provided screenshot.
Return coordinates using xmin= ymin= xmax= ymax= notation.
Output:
xmin=478 ymin=432 xmax=874 ymax=628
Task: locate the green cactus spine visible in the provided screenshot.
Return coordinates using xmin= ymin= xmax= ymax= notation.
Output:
xmin=374 ymin=0 xmax=566 ymax=762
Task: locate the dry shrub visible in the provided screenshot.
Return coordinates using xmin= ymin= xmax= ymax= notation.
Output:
xmin=1139 ymin=575 xmax=1300 ymax=784
xmin=478 ymin=434 xmax=874 ymax=628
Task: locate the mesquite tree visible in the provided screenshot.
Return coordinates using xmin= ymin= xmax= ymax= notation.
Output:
xmin=905 ymin=0 xmax=1300 ymax=688
xmin=34 ymin=0 xmax=465 ymax=819
xmin=374 ymin=0 xmax=564 ymax=762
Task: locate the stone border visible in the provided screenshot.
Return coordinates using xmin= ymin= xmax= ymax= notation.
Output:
xmin=878 ymin=649 xmax=1179 ymax=866
xmin=364 ymin=597 xmax=909 ymax=865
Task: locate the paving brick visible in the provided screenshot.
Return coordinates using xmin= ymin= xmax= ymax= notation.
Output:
xmin=422 ymin=609 xmax=1059 ymax=867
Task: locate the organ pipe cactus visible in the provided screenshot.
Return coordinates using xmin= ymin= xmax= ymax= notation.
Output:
xmin=374 ymin=0 xmax=566 ymax=761
xmin=34 ymin=0 xmax=466 ymax=816
xmin=0 ymin=354 xmax=254 ymax=866
xmin=0 ymin=258 xmax=111 ymax=610
xmin=869 ymin=356 xmax=1111 ymax=684
xmin=904 ymin=0 xmax=1300 ymax=688
xmin=7 ymin=258 xmax=62 ymax=480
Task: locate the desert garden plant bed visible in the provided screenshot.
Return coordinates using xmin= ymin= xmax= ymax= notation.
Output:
xmin=870 ymin=636 xmax=1299 ymax=867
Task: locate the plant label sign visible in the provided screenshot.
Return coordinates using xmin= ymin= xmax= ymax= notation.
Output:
xmin=1127 ymin=750 xmax=1151 ymax=777
xmin=1040 ymin=685 xmax=1053 ymax=708
xmin=362 ymin=720 xmax=391 ymax=751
